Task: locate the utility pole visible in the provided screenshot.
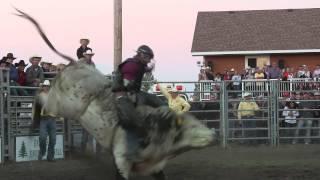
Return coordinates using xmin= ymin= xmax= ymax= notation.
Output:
xmin=114 ymin=0 xmax=122 ymax=71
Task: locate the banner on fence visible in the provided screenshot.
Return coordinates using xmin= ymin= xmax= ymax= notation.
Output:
xmin=15 ymin=135 xmax=64 ymax=162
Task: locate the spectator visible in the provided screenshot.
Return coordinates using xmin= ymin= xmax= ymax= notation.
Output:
xmin=15 ymin=60 xmax=28 ymax=86
xmin=41 ymin=61 xmax=54 ymax=78
xmin=33 ymin=80 xmax=56 ymax=162
xmin=198 ymin=68 xmax=207 ymax=81
xmin=214 ymin=73 xmax=222 ymax=81
xmin=237 ymin=92 xmax=260 ymax=144
xmin=282 ymin=100 xmax=299 ymax=137
xmin=79 ymin=49 xmax=95 ymax=67
xmin=5 ymin=53 xmax=18 ymax=80
xmin=254 ymin=68 xmax=265 ymax=79
xmin=49 ymin=64 xmax=57 ymax=72
xmin=0 ymin=57 xmax=7 ymax=68
xmin=282 ymin=67 xmax=289 ymax=81
xmin=254 ymin=68 xmax=266 ymax=96
xmin=293 ymin=93 xmax=315 ymax=144
xmin=56 ymin=63 xmax=66 ymax=73
xmin=223 ymin=69 xmax=231 ymax=80
xmin=244 ymin=68 xmax=255 ymax=79
xmin=26 ymin=55 xmax=44 ymax=89
xmin=312 ymin=64 xmax=320 ymax=79
xmin=229 ymin=68 xmax=235 ymax=78
xmin=5 ymin=53 xmax=19 ymax=95
xmin=205 ymin=66 xmax=214 ymax=80
xmin=267 ymin=62 xmax=281 ymax=79
xmin=77 ymin=38 xmax=92 ymax=59
xmin=14 ymin=60 xmax=29 ymax=96
xmin=297 ymin=65 xmax=311 ymax=78
xmin=231 ymin=70 xmax=241 ymax=98
xmin=159 ymin=85 xmax=190 ymax=114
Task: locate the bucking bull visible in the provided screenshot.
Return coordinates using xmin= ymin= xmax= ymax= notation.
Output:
xmin=15 ymin=9 xmax=215 ymax=180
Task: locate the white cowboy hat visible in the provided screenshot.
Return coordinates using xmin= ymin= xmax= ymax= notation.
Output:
xmin=41 ymin=80 xmax=50 ymax=86
xmin=168 ymin=87 xmax=178 ymax=93
xmin=83 ymin=49 xmax=95 ymax=55
xmin=29 ymin=55 xmax=42 ymax=63
xmin=243 ymin=92 xmax=252 ymax=97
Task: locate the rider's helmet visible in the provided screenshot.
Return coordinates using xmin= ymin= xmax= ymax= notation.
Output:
xmin=137 ymin=45 xmax=154 ymax=59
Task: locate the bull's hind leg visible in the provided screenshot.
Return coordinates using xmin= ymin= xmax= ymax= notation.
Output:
xmin=151 ymin=170 xmax=166 ymax=180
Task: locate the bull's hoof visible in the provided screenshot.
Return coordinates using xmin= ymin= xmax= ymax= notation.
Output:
xmin=152 ymin=170 xmax=166 ymax=180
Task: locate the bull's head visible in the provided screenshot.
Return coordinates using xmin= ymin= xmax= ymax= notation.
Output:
xmin=173 ymin=113 xmax=214 ymax=150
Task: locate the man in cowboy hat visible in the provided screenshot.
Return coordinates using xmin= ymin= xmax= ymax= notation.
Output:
xmin=4 ymin=53 xmax=19 ymax=95
xmin=79 ymin=49 xmax=95 ymax=67
xmin=159 ymin=85 xmax=190 ymax=114
xmin=5 ymin=53 xmax=18 ymax=81
xmin=15 ymin=60 xmax=28 ymax=86
xmin=33 ymin=80 xmax=57 ymax=162
xmin=237 ymin=92 xmax=260 ymax=144
xmin=0 ymin=57 xmax=8 ymax=68
xmin=26 ymin=55 xmax=44 ymax=90
xmin=77 ymin=38 xmax=92 ymax=59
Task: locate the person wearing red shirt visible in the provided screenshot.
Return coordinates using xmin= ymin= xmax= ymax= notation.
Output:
xmin=15 ymin=60 xmax=28 ymax=86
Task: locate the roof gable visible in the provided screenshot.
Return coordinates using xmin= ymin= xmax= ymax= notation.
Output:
xmin=191 ymin=8 xmax=320 ymax=55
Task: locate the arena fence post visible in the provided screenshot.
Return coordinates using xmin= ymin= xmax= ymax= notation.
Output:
xmin=0 ymin=69 xmax=4 ymax=163
xmin=220 ymin=81 xmax=228 ymax=148
xmin=270 ymin=80 xmax=279 ymax=146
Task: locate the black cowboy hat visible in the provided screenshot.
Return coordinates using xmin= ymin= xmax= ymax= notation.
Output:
xmin=6 ymin=53 xmax=17 ymax=59
xmin=0 ymin=59 xmax=7 ymax=65
xmin=15 ymin=60 xmax=28 ymax=67
xmin=0 ymin=56 xmax=9 ymax=66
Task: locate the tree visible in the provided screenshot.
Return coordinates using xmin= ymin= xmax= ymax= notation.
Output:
xmin=19 ymin=141 xmax=28 ymax=158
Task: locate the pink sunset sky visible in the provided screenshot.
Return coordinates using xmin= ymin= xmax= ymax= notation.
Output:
xmin=1 ymin=0 xmax=320 ymax=81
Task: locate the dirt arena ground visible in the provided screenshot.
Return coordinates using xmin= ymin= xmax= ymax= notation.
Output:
xmin=1 ymin=144 xmax=320 ymax=180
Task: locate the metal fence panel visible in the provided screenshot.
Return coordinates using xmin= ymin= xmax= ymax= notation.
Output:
xmin=277 ymin=80 xmax=320 ymax=145
xmin=2 ymin=66 xmax=320 ymax=162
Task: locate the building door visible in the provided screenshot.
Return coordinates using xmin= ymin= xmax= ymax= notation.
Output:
xmin=245 ymin=56 xmax=270 ymax=69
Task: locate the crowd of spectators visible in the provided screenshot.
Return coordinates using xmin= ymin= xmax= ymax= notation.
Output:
xmin=198 ymin=62 xmax=320 ymax=82
xmin=196 ymin=62 xmax=320 ymax=100
xmin=0 ymin=38 xmax=94 ymax=96
xmin=0 ymin=53 xmax=66 ymax=95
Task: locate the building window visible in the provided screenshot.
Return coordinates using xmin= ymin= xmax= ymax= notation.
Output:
xmin=248 ymin=58 xmax=257 ymax=68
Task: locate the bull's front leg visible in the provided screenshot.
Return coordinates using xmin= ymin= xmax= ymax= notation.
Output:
xmin=113 ymin=130 xmax=133 ymax=180
xmin=151 ymin=170 xmax=166 ymax=180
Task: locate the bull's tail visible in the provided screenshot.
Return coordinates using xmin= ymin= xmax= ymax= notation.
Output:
xmin=14 ymin=8 xmax=76 ymax=63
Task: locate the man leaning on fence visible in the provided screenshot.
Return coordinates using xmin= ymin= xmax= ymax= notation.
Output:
xmin=293 ymin=93 xmax=315 ymax=144
xmin=32 ymin=80 xmax=56 ymax=162
xmin=237 ymin=92 xmax=260 ymax=144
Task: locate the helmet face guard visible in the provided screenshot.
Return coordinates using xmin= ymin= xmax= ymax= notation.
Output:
xmin=137 ymin=45 xmax=154 ymax=59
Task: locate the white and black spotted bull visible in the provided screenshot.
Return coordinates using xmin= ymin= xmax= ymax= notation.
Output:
xmin=15 ymin=9 xmax=215 ymax=180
